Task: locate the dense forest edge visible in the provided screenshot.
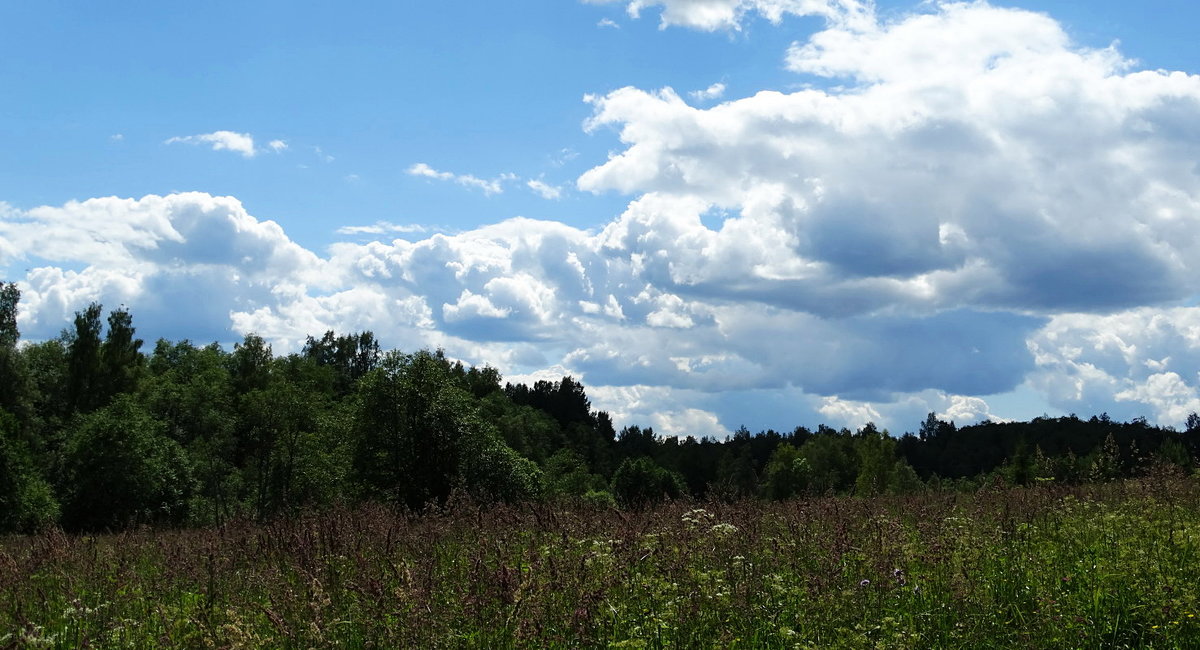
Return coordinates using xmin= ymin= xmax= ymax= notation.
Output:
xmin=2 ymin=281 xmax=1199 ymax=534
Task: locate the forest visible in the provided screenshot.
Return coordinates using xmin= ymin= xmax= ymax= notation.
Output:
xmin=3 ymin=280 xmax=1198 ymax=534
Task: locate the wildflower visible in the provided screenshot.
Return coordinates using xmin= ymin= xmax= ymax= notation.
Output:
xmin=709 ymin=523 xmax=739 ymax=537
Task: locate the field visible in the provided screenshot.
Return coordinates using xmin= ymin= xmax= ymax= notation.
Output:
xmin=3 ymin=473 xmax=1200 ymax=649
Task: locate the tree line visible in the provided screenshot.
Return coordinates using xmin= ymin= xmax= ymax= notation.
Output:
xmin=1 ymin=282 xmax=1198 ymax=533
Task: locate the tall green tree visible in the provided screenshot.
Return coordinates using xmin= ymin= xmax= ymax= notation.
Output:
xmin=100 ymin=306 xmax=144 ymax=399
xmin=0 ymin=282 xmax=29 ymax=420
xmin=241 ymin=374 xmax=337 ymax=518
xmin=352 ymin=349 xmax=539 ymax=508
xmin=229 ymin=333 xmax=273 ymax=395
xmin=799 ymin=429 xmax=858 ymax=495
xmin=853 ymin=424 xmax=924 ymax=496
xmin=65 ymin=302 xmax=105 ymax=413
xmin=0 ymin=281 xmax=18 ymax=348
xmin=141 ymin=339 xmax=239 ymax=525
xmin=302 ymin=330 xmax=381 ymax=396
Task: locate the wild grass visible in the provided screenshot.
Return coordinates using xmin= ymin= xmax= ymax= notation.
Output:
xmin=3 ymin=471 xmax=1199 ymax=648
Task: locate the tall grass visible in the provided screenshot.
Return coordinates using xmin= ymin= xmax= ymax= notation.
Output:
xmin=2 ymin=471 xmax=1199 ymax=648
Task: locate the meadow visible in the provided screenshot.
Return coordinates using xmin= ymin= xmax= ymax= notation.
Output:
xmin=3 ymin=471 xmax=1200 ymax=649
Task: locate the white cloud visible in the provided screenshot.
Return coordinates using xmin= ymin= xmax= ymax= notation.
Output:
xmin=527 ymin=179 xmax=564 ymax=200
xmin=938 ymin=394 xmax=1006 ymax=425
xmin=335 ymin=221 xmax=429 ymax=236
xmin=2 ymin=193 xmax=329 ymax=343
xmin=689 ymin=82 xmax=726 ymax=102
xmin=407 ymin=162 xmax=513 ymax=195
xmin=1028 ymin=308 xmax=1200 ymax=427
xmin=9 ymin=2 xmax=1200 ymax=435
xmin=589 ymin=384 xmax=733 ymax=438
xmin=165 ymin=130 xmax=259 ymax=157
xmin=817 ymin=396 xmax=882 ymax=429
xmin=579 ymin=5 xmax=1200 ymax=319
xmin=583 ymin=0 xmax=874 ymax=31
xmin=597 ymin=17 xmax=621 ymax=28
xmin=268 ymin=139 xmax=288 ymax=152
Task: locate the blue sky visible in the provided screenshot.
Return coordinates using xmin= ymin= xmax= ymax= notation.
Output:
xmin=3 ymin=0 xmax=1200 ymax=437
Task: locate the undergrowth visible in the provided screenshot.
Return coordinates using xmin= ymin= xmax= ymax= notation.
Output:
xmin=2 ymin=472 xmax=1199 ymax=648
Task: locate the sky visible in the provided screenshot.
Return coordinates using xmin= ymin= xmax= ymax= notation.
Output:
xmin=3 ymin=0 xmax=1200 ymax=438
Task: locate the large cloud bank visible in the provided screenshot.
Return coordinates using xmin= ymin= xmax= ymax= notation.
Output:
xmin=4 ymin=1 xmax=1200 ymax=434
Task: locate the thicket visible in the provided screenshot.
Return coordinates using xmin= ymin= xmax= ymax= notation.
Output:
xmin=2 ymin=281 xmax=1200 ymax=534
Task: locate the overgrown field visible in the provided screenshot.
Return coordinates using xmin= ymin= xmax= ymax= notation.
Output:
xmin=4 ymin=474 xmax=1200 ymax=648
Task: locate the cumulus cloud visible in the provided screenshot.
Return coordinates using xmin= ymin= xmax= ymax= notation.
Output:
xmin=9 ymin=1 xmax=1200 ymax=435
xmin=689 ymin=82 xmax=726 ymax=102
xmin=407 ymin=162 xmax=516 ymax=196
xmin=589 ymin=385 xmax=733 ymax=438
xmin=1027 ymin=308 xmax=1200 ymax=427
xmin=268 ymin=139 xmax=288 ymax=152
xmin=2 ymin=193 xmax=329 ymax=343
xmin=580 ymin=5 xmax=1200 ymax=318
xmin=573 ymin=0 xmax=1200 ymax=428
xmin=165 ymin=131 xmax=259 ymax=157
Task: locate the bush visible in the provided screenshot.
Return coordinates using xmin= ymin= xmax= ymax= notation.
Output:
xmin=60 ymin=396 xmax=194 ymax=531
xmin=610 ymin=456 xmax=685 ymax=507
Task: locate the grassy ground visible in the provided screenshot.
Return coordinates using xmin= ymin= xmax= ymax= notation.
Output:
xmin=3 ymin=472 xmax=1200 ymax=648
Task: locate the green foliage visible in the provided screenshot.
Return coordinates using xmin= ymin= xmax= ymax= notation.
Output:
xmin=489 ymin=397 xmax=564 ymax=463
xmin=302 ymin=329 xmax=381 ymax=396
xmin=141 ymin=339 xmax=241 ymax=524
xmin=1001 ymin=437 xmax=1035 ymax=486
xmin=5 ymin=295 xmax=1200 ymax=537
xmin=0 ymin=282 xmax=17 ymax=346
xmin=853 ymin=424 xmax=924 ymax=496
xmin=100 ymin=306 xmax=144 ymax=399
xmin=352 ymin=350 xmax=538 ymax=508
xmin=228 ymin=333 xmax=273 ymax=395
xmin=0 ymin=282 xmax=27 ymax=418
xmin=610 ymin=456 xmax=685 ymax=507
xmin=761 ymin=443 xmax=808 ymax=500
xmin=542 ymin=448 xmax=606 ymax=500
xmin=60 ymin=395 xmax=194 ymax=531
xmin=460 ymin=433 xmax=543 ymax=503
xmin=799 ymin=430 xmax=858 ymax=494
xmin=0 ymin=409 xmax=59 ymax=532
xmin=16 ymin=339 xmax=70 ymax=458
xmin=241 ymin=376 xmax=332 ymax=517
xmin=714 ymin=444 xmax=758 ymax=499
xmin=580 ymin=488 xmax=617 ymax=509
xmin=65 ymin=302 xmax=105 ymax=413
xmin=1157 ymin=438 xmax=1191 ymax=468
